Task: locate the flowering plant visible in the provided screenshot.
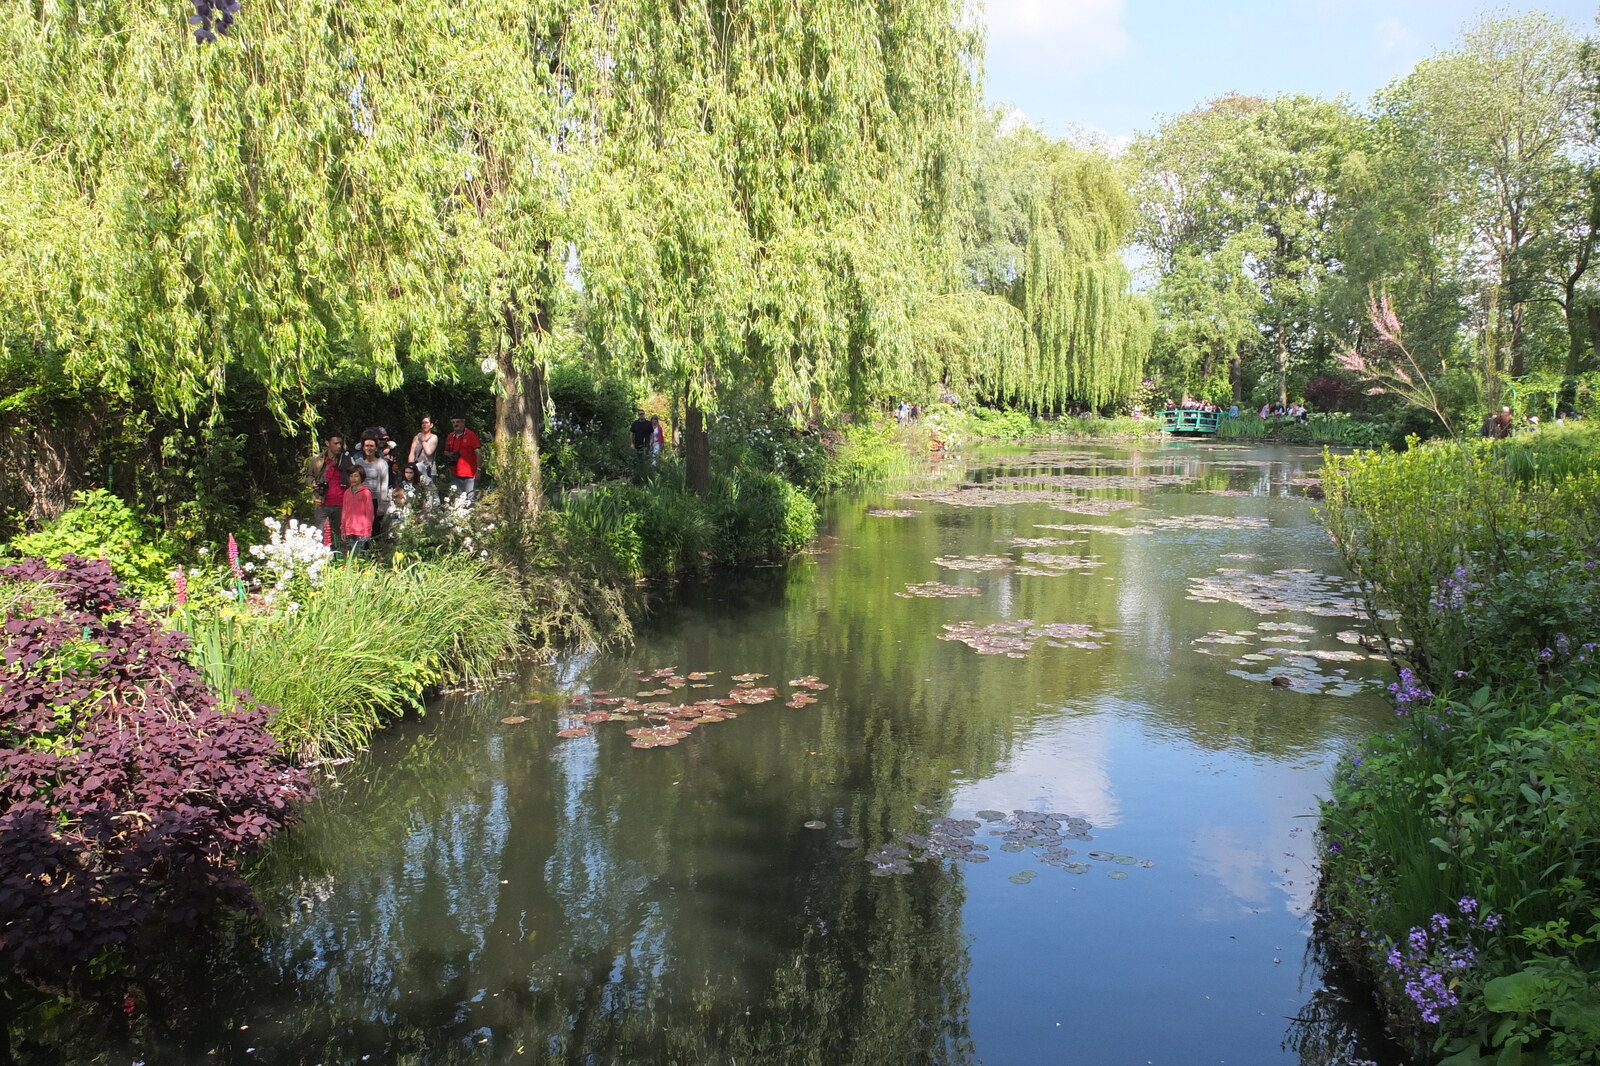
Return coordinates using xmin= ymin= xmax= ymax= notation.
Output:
xmin=246 ymin=517 xmax=335 ymax=610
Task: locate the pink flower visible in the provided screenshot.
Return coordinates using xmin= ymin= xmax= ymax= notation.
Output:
xmin=227 ymin=534 xmax=242 ymax=580
xmin=323 ymin=519 xmax=333 ymax=548
xmin=1337 ymin=349 xmax=1368 ymax=373
xmin=173 ymin=568 xmax=188 ymax=607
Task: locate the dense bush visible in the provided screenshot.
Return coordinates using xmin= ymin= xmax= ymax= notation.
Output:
xmin=2 ymin=489 xmax=177 ymax=600
xmin=1321 ymin=430 xmax=1600 ymax=688
xmin=1317 ymin=428 xmax=1600 ymax=1063
xmin=541 ymin=363 xmax=640 ymax=491
xmin=711 ymin=470 xmax=818 ymax=563
xmin=0 ymin=556 xmax=312 ymax=984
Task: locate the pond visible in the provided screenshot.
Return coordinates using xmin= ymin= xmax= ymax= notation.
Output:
xmin=51 ymin=441 xmax=1408 ymax=1064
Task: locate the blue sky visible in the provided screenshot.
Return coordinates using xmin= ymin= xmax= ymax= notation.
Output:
xmin=981 ymin=1 xmax=1600 ymax=144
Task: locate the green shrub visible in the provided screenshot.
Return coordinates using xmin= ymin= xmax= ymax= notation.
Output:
xmin=1320 ymin=686 xmax=1600 ymax=1062
xmin=1320 ymin=437 xmax=1600 ymax=687
xmin=3 ymin=489 xmax=176 ymax=599
xmin=711 ymin=471 xmax=818 ymax=563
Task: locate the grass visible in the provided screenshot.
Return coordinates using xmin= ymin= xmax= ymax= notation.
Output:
xmin=179 ymin=555 xmax=526 ymax=760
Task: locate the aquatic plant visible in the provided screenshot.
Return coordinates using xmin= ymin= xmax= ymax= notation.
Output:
xmin=549 ymin=667 xmax=830 ymax=749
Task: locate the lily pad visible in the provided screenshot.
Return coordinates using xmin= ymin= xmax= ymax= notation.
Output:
xmin=500 ymin=716 xmax=529 ymax=725
xmin=804 ymin=820 xmax=826 ymax=830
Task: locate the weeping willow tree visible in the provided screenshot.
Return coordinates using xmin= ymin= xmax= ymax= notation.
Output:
xmin=0 ymin=0 xmax=603 ymax=510
xmin=580 ymin=0 xmax=981 ymax=491
xmin=949 ymin=122 xmax=1151 ymax=412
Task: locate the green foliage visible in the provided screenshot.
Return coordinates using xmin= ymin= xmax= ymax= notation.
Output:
xmin=179 ymin=556 xmax=525 ymax=760
xmin=711 ymin=472 xmax=819 ymax=564
xmin=558 ymin=481 xmax=714 ymax=580
xmin=819 ymin=422 xmax=915 ymax=491
xmin=1319 ymin=421 xmax=1600 ymax=1062
xmin=1321 ymin=686 xmax=1600 ymax=1062
xmin=541 ymin=363 xmax=640 ymax=493
xmin=1319 ymin=430 xmax=1600 ymax=686
xmin=3 ymin=490 xmax=175 ymax=599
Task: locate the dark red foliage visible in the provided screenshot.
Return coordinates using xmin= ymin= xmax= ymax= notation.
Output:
xmin=0 ymin=556 xmax=313 ymax=981
xmin=1303 ymin=374 xmax=1372 ymax=414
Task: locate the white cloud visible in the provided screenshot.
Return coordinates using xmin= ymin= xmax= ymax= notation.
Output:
xmin=1373 ymin=16 xmax=1417 ymax=57
xmin=981 ymin=0 xmax=1131 ymax=70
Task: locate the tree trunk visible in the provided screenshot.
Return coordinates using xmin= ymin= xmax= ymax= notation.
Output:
xmin=683 ymin=398 xmax=711 ymax=497
xmin=494 ymin=291 xmax=546 ymax=516
xmin=1274 ymin=326 xmax=1289 ymax=406
xmin=1230 ymin=354 xmax=1244 ymax=405
xmin=1509 ymin=297 xmax=1526 ymax=378
xmin=1588 ymin=305 xmax=1600 ymax=370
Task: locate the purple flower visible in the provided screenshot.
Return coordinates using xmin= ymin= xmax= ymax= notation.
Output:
xmin=1388 ymin=668 xmax=1432 ymax=713
xmin=1328 ymin=842 xmax=1343 ymax=855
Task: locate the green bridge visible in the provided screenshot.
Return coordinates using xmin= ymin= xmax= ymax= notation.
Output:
xmin=1158 ymin=409 xmax=1221 ymax=436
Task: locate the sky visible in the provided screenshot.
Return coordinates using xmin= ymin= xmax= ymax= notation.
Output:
xmin=981 ymin=0 xmax=1600 ymax=145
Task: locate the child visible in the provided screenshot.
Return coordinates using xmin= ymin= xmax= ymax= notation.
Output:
xmin=341 ymin=467 xmax=374 ymax=555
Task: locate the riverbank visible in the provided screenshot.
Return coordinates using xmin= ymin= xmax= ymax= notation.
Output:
xmin=1315 ymin=426 xmax=1600 ymax=1063
xmin=5 ymin=437 xmax=1405 ymax=1064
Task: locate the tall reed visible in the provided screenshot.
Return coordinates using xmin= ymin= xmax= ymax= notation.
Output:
xmin=180 ymin=555 xmax=525 ymax=760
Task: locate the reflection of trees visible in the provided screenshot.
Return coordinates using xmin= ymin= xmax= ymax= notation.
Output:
xmin=1283 ymin=930 xmax=1406 ymax=1066
xmin=14 ymin=442 xmax=1398 ymax=1064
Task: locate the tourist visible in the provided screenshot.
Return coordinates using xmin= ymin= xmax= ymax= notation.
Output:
xmin=399 ymin=461 xmax=433 ymax=515
xmin=352 ymin=436 xmax=391 ymax=533
xmin=340 ymin=467 xmax=374 ymax=555
xmin=307 ymin=433 xmax=352 ymax=548
xmin=650 ymin=414 xmax=665 ymax=456
xmin=1491 ymin=406 xmax=1513 ymax=439
xmin=444 ymin=415 xmax=482 ymax=504
xmin=409 ymin=416 xmax=439 ymax=485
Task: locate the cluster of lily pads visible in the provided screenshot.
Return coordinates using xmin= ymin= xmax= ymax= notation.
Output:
xmin=545 ymin=668 xmax=830 ymax=748
xmin=868 ymin=508 xmax=921 ymax=518
xmin=858 ymin=809 xmax=1153 ymax=881
xmin=938 ymin=619 xmax=1107 ymax=657
xmin=934 ymin=552 xmax=1103 ymax=578
xmin=897 ymin=581 xmax=983 ymax=599
xmin=978 ymin=473 xmax=1193 ymax=490
xmin=1137 ymin=513 xmax=1270 ymax=532
xmin=1187 ymin=567 xmax=1365 ymax=618
xmin=1192 ymin=622 xmax=1382 ymax=695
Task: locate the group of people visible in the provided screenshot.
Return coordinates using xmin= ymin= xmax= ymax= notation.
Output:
xmin=629 ymin=410 xmax=668 ymax=459
xmin=893 ymin=402 xmax=922 ymax=424
xmin=1480 ymin=406 xmax=1574 ymax=438
xmin=306 ymin=415 xmax=483 ymax=553
xmin=1257 ymin=401 xmax=1310 ymax=422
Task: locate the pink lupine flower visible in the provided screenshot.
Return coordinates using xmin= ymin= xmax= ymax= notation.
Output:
xmin=174 ymin=568 xmax=188 ymax=607
xmin=227 ymin=534 xmax=242 ymax=580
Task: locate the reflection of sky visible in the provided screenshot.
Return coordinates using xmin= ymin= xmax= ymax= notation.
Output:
xmin=950 ymin=710 xmax=1121 ymax=826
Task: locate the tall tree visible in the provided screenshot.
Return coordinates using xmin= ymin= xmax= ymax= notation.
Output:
xmin=0 ymin=0 xmax=603 ymax=512
xmin=1381 ymin=12 xmax=1590 ymax=381
xmin=955 ymin=122 xmax=1151 ymax=411
xmin=1129 ymin=94 xmax=1357 ymax=404
xmin=580 ymin=0 xmax=982 ymax=492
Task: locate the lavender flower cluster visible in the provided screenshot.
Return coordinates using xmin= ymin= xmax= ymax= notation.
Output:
xmin=1388 ymin=668 xmax=1432 ymax=714
xmin=1429 ymin=566 xmax=1473 ymax=612
xmin=1383 ymin=897 xmax=1502 ymax=1024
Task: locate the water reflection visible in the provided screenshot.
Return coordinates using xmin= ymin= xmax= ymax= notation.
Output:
xmin=9 ymin=442 xmax=1406 ymax=1065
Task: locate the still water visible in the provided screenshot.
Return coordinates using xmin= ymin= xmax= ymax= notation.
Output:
xmin=100 ymin=442 xmax=1407 ymax=1064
